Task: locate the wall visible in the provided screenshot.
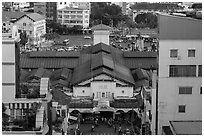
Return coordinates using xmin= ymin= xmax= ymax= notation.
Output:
xmin=158 ymin=39 xmax=202 ymax=134
xmin=14 ymin=16 xmax=34 ymax=37
xmin=93 ymin=30 xmax=110 ymax=45
xmin=73 ymin=74 xmax=134 ymax=100
xmin=2 ymin=39 xmax=16 ymax=103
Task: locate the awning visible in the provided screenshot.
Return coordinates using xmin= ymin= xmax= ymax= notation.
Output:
xmin=69 ymin=115 xmax=78 ymax=121
xmin=93 ymin=104 xmax=115 ymax=112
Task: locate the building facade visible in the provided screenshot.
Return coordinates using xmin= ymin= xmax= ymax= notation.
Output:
xmin=13 ymin=13 xmax=46 ymax=45
xmin=156 ymin=14 xmax=202 ymax=134
xmin=57 ymin=7 xmax=90 ymax=28
xmin=34 ymin=2 xmax=57 ymax=22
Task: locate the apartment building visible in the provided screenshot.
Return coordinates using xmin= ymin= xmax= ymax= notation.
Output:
xmin=155 ymin=14 xmax=202 ymax=135
xmin=57 ymin=7 xmax=90 ymax=28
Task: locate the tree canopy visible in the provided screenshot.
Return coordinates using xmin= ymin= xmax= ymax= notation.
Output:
xmin=134 ymin=13 xmax=158 ymax=28
xmin=90 ymin=2 xmax=124 ymax=27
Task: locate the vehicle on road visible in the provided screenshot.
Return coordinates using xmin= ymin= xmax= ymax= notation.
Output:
xmin=84 ymin=36 xmax=91 ymax=39
xmin=116 ymin=39 xmax=123 ymax=43
xmin=63 ymin=39 xmax=70 ymax=43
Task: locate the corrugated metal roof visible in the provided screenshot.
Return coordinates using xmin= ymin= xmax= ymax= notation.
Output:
xmin=21 ymin=54 xmax=79 ymax=69
xmin=124 ymin=58 xmax=157 ymax=69
xmin=71 ymin=53 xmax=135 ymax=85
xmin=51 ymin=68 xmax=72 ymax=81
xmin=29 ymin=51 xmax=80 ymax=58
xmin=92 ymin=43 xmax=111 ymax=54
xmin=123 ymin=51 xmax=157 ymax=58
xmin=27 ymin=68 xmax=52 ymax=80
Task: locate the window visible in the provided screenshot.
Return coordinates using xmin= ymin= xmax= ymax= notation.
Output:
xmin=10 ymin=109 xmax=14 ymax=121
xmin=23 ymin=23 xmax=26 ymax=26
xmin=30 ymin=31 xmax=32 ymax=34
xmin=188 ymin=49 xmax=195 ymax=57
xmin=170 ymin=49 xmax=178 ymax=58
xmin=198 ymin=65 xmax=202 ymax=77
xmin=178 ymin=105 xmax=186 ymax=113
xmin=179 ymin=87 xmax=192 ymax=94
xmin=200 ymin=87 xmax=202 ymax=94
xmin=3 ymin=23 xmax=6 ymax=26
xmin=60 ymin=2 xmax=62 ymax=4
xmin=169 ymin=65 xmax=196 ymax=77
xmin=102 ymin=92 xmax=105 ymax=97
xmin=82 ymin=90 xmax=85 ymax=93
xmin=122 ymin=90 xmax=124 ymax=94
xmin=64 ymin=2 xmax=66 ymax=4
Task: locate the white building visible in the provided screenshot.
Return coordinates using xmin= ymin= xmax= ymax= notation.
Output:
xmin=91 ymin=24 xmax=113 ymax=45
xmin=13 ymin=13 xmax=46 ymax=45
xmin=57 ymin=7 xmax=89 ymax=28
xmin=155 ymin=14 xmax=202 ymax=135
xmin=57 ymin=2 xmax=90 ymax=10
xmin=12 ymin=2 xmax=30 ymax=11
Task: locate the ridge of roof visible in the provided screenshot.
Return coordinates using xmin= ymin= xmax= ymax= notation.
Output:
xmin=91 ymin=24 xmax=113 ymax=30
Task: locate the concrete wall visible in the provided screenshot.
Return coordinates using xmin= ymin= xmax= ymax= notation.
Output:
xmin=93 ymin=30 xmax=110 ymax=45
xmin=2 ymin=39 xmax=16 ymax=103
xmin=158 ymin=39 xmax=202 ymax=134
xmin=73 ymin=74 xmax=134 ymax=100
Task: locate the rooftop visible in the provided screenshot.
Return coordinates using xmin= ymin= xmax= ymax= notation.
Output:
xmin=91 ymin=24 xmax=113 ymax=31
xmin=170 ymin=121 xmax=202 ymax=135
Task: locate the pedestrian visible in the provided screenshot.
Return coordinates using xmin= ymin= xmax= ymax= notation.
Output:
xmin=114 ymin=125 xmax=117 ymax=132
xmin=91 ymin=125 xmax=95 ymax=132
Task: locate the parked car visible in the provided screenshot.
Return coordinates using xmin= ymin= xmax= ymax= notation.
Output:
xmin=57 ymin=48 xmax=64 ymax=52
xmin=63 ymin=39 xmax=69 ymax=43
xmin=84 ymin=36 xmax=91 ymax=39
xmin=116 ymin=39 xmax=123 ymax=43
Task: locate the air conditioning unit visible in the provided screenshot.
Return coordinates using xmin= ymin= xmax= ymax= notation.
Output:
xmin=177 ymin=56 xmax=181 ymax=60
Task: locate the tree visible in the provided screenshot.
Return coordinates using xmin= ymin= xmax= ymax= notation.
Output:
xmin=134 ymin=13 xmax=158 ymax=28
xmin=2 ymin=103 xmax=9 ymax=131
xmin=20 ymin=31 xmax=28 ymax=47
xmin=41 ymin=32 xmax=60 ymax=41
xmin=90 ymin=2 xmax=125 ymax=27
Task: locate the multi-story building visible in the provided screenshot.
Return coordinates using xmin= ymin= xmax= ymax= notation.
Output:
xmin=57 ymin=2 xmax=90 ymax=10
xmin=13 ymin=12 xmax=46 ymax=45
xmin=57 ymin=7 xmax=90 ymax=28
xmin=34 ymin=2 xmax=57 ymax=22
xmin=12 ymin=2 xmax=30 ymax=11
xmin=155 ymin=14 xmax=202 ymax=135
xmin=2 ymin=34 xmax=52 ymax=135
xmin=57 ymin=2 xmax=71 ymax=10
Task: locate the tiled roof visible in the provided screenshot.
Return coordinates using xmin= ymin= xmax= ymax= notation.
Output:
xmin=25 ymin=13 xmax=45 ymax=22
xmin=91 ymin=24 xmax=113 ymax=30
xmin=2 ymin=11 xmax=27 ymax=22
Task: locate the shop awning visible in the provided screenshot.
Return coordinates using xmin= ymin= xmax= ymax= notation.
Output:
xmin=93 ymin=104 xmax=115 ymax=112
